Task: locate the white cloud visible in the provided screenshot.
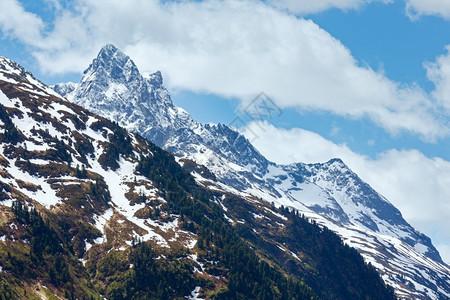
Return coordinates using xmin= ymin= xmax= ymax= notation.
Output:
xmin=0 ymin=0 xmax=44 ymax=46
xmin=405 ymin=0 xmax=450 ymax=20
xmin=243 ymin=121 xmax=450 ymax=264
xmin=426 ymin=46 xmax=450 ymax=111
xmin=268 ymin=0 xmax=392 ymax=15
xmin=242 ymin=121 xmax=357 ymax=164
xmin=1 ymin=0 xmax=442 ymax=140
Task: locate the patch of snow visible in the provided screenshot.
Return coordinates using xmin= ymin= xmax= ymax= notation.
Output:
xmin=93 ymin=236 xmax=105 ymax=244
xmin=223 ymin=213 xmax=233 ymax=224
xmin=4 ymin=157 xmax=60 ymax=208
xmin=414 ymin=243 xmax=429 ymax=254
xmin=277 ymin=245 xmax=286 ymax=252
xmin=186 ymin=238 xmax=197 ymax=250
xmin=29 ymin=159 xmax=50 ymax=165
xmin=85 ymin=240 xmax=93 ymax=251
xmin=188 ymin=286 xmax=203 ymax=300
xmin=93 ymin=209 xmax=114 ymax=236
xmin=104 ymin=82 xmax=128 ymax=99
xmin=291 ymin=251 xmax=301 ymax=261
xmin=87 ymin=155 xmax=169 ymax=247
xmin=263 ymin=207 xmax=288 ymax=221
xmin=0 ymin=90 xmax=16 ymax=108
xmin=252 ymin=213 xmax=264 ymax=219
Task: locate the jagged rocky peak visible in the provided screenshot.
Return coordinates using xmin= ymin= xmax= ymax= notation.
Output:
xmin=53 ymin=81 xmax=77 ymax=97
xmin=146 ymin=70 xmax=163 ymax=88
xmin=325 ymin=157 xmax=345 ymax=167
xmin=310 ymin=157 xmax=349 ymax=172
xmin=60 ymin=44 xmax=195 ymax=148
xmin=297 ymin=156 xmax=444 ymax=263
xmin=89 ymin=43 xmax=140 ymax=82
xmin=87 ymin=44 xmax=163 ymax=89
xmin=71 ymin=44 xmax=146 ymax=113
xmin=77 ymin=44 xmax=167 ymax=99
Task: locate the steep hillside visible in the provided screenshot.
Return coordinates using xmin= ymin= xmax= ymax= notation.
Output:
xmin=57 ymin=44 xmax=450 ymax=299
xmin=0 ymin=55 xmax=396 ymax=299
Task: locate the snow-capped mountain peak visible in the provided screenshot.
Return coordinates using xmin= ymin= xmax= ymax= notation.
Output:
xmin=71 ymin=44 xmax=142 ymax=107
xmin=55 ymin=44 xmax=195 ymax=147
xmin=88 ymin=43 xmax=139 ymax=82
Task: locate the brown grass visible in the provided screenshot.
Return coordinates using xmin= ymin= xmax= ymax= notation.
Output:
xmin=15 ymin=179 xmax=41 ymax=192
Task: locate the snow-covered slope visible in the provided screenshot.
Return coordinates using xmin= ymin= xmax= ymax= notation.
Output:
xmin=0 ymin=54 xmax=197 ymax=253
xmin=57 ymin=44 xmax=450 ymax=299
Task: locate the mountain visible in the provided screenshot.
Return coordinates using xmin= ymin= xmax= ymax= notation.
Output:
xmin=56 ymin=44 xmax=450 ymax=299
xmin=0 ymin=54 xmax=398 ymax=298
xmin=56 ymin=44 xmax=195 ymax=148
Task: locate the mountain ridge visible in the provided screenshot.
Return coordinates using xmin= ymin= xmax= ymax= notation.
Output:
xmin=0 ymin=53 xmax=398 ymax=299
xmin=54 ymin=44 xmax=450 ymax=299
xmin=57 ymin=44 xmax=442 ymax=258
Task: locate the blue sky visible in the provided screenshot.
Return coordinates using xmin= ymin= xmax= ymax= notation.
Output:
xmin=1 ymin=0 xmax=450 ymax=263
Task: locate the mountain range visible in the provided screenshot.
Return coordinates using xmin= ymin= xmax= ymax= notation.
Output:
xmin=55 ymin=44 xmax=450 ymax=299
xmin=0 ymin=48 xmax=396 ymax=299
xmin=0 ymin=44 xmax=448 ymax=299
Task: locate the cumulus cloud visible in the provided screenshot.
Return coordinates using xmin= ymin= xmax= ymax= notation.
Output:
xmin=0 ymin=0 xmax=44 ymax=46
xmin=241 ymin=121 xmax=357 ymax=164
xmin=268 ymin=0 xmax=392 ymax=15
xmin=426 ymin=46 xmax=450 ymax=111
xmin=242 ymin=121 xmax=450 ymax=263
xmin=405 ymin=0 xmax=450 ymax=20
